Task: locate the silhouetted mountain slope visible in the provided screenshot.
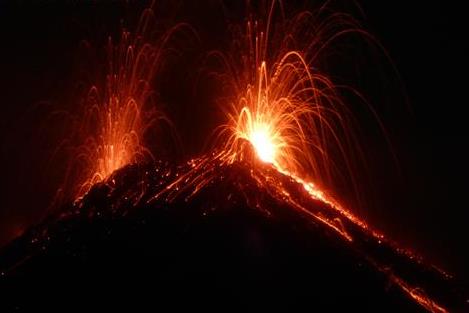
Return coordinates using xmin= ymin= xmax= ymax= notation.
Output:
xmin=0 ymin=148 xmax=466 ymax=312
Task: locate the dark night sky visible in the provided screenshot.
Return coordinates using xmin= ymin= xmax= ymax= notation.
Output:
xmin=0 ymin=0 xmax=468 ymax=283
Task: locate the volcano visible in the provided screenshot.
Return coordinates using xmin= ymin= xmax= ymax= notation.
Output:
xmin=0 ymin=144 xmax=467 ymax=312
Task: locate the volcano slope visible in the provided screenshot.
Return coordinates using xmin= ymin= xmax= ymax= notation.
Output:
xmin=0 ymin=145 xmax=467 ymax=312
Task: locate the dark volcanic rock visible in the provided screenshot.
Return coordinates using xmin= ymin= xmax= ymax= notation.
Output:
xmin=0 ymin=153 xmax=467 ymax=312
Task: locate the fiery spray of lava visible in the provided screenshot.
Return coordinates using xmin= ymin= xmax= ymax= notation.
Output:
xmin=159 ymin=1 xmax=365 ymax=203
xmin=74 ymin=10 xmax=163 ymax=197
xmin=150 ymin=1 xmax=381 ymax=238
xmin=57 ymin=6 xmax=193 ymax=201
xmin=208 ymin=1 xmax=382 ymax=211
